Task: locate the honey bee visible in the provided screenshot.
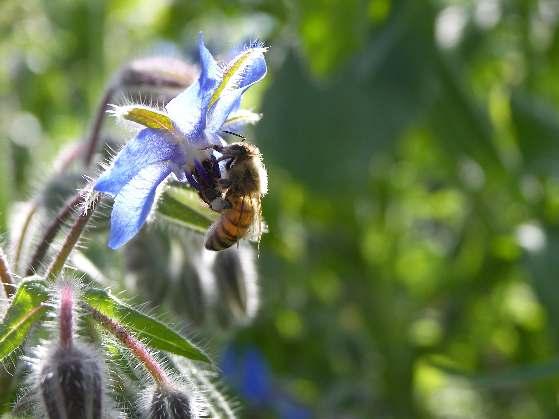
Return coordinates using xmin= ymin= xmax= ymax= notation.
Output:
xmin=204 ymin=142 xmax=268 ymax=251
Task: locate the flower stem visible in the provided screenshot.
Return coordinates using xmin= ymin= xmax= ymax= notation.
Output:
xmin=13 ymin=142 xmax=84 ymax=274
xmin=83 ymin=85 xmax=116 ymax=168
xmin=46 ymin=194 xmax=100 ymax=282
xmin=59 ymin=284 xmax=74 ymax=350
xmin=26 ymin=193 xmax=85 ymax=276
xmin=13 ymin=201 xmax=39 ymax=273
xmin=0 ymin=247 xmax=14 ymax=298
xmin=88 ymin=306 xmax=170 ymax=386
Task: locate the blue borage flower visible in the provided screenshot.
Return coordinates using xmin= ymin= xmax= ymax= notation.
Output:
xmin=94 ymin=34 xmax=267 ymax=249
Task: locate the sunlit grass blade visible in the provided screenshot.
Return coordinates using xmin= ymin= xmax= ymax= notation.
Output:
xmin=83 ymin=288 xmax=210 ymax=363
xmin=0 ymin=277 xmax=49 ymax=362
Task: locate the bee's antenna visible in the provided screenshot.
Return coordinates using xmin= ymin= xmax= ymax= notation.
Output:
xmin=222 ymin=130 xmax=246 ymax=142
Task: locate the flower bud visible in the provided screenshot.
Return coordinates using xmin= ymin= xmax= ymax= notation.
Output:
xmin=118 ymin=57 xmax=198 ymax=105
xmin=212 ymin=244 xmax=259 ymax=327
xmin=171 ymin=235 xmax=216 ymax=326
xmin=145 ymin=386 xmax=193 ymax=419
xmin=124 ymin=228 xmax=173 ymax=304
xmin=39 ymin=343 xmax=104 ymax=419
xmin=40 ymin=171 xmax=84 ymax=213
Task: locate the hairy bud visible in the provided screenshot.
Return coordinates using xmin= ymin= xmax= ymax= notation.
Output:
xmin=38 ymin=343 xmax=104 ymax=419
xmin=118 ymin=57 xmax=198 ymax=105
xmin=144 ymin=386 xmax=194 ymax=419
xmin=213 ymin=245 xmax=259 ymax=327
xmin=124 ymin=228 xmax=172 ymax=304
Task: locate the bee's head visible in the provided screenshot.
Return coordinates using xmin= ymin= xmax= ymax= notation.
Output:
xmin=224 ymin=142 xmax=259 ymax=160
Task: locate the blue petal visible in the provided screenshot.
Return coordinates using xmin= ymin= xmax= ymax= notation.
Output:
xmin=206 ymin=93 xmax=243 ymax=134
xmin=166 ymin=34 xmax=221 ymax=138
xmin=94 ymin=128 xmax=182 ymax=197
xmin=234 ymin=47 xmax=267 ymax=90
xmin=197 ymin=34 xmax=222 ymax=93
xmin=206 ymin=49 xmax=267 ymax=133
xmin=107 ymin=162 xmax=172 ymax=249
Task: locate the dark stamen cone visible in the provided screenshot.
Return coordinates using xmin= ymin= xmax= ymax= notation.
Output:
xmin=39 ymin=344 xmax=104 ymax=419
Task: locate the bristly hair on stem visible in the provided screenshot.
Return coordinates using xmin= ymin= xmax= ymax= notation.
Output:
xmin=12 ymin=142 xmax=85 ymax=275
xmin=58 ymin=283 xmax=75 ymax=350
xmin=26 ymin=193 xmax=85 ymax=276
xmin=0 ymin=247 xmax=14 ymax=298
xmin=88 ymin=306 xmax=170 ymax=387
xmin=12 ymin=201 xmax=39 ymax=274
xmin=46 ymin=192 xmax=100 ymax=282
xmin=83 ymin=85 xmax=117 ymax=168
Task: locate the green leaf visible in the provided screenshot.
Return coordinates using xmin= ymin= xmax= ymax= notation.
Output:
xmin=0 ymin=277 xmax=49 ymax=362
xmin=83 ymin=288 xmax=210 ymax=363
xmin=510 ymin=91 xmax=559 ymax=175
xmin=157 ymin=184 xmax=217 ymax=233
xmin=431 ymin=358 xmax=559 ymax=388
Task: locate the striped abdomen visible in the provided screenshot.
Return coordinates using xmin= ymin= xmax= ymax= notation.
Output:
xmin=205 ymin=195 xmax=255 ymax=251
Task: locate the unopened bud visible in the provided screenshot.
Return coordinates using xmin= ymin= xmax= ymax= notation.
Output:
xmin=212 ymin=245 xmax=259 ymax=327
xmin=39 ymin=343 xmax=104 ymax=419
xmin=41 ymin=171 xmax=84 ymax=213
xmin=172 ymin=236 xmax=216 ymax=326
xmin=118 ymin=57 xmax=198 ymax=105
xmin=145 ymin=386 xmax=192 ymax=419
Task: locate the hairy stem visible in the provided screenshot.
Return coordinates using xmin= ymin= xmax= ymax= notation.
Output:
xmin=0 ymin=247 xmax=14 ymax=298
xmin=13 ymin=142 xmax=84 ymax=274
xmin=89 ymin=307 xmax=170 ymax=386
xmin=46 ymin=194 xmax=100 ymax=282
xmin=59 ymin=285 xmax=74 ymax=349
xmin=13 ymin=202 xmax=39 ymax=273
xmin=83 ymin=85 xmax=116 ymax=167
xmin=26 ymin=194 xmax=85 ymax=276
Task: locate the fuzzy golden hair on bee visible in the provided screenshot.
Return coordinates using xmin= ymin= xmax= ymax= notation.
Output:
xmin=204 ymin=142 xmax=268 ymax=251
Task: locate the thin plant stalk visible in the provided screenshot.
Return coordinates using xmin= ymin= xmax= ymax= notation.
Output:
xmin=89 ymin=307 xmax=170 ymax=386
xmin=13 ymin=142 xmax=84 ymax=274
xmin=26 ymin=193 xmax=85 ymax=276
xmin=59 ymin=285 xmax=74 ymax=350
xmin=13 ymin=202 xmax=39 ymax=273
xmin=83 ymin=85 xmax=116 ymax=167
xmin=0 ymin=248 xmax=14 ymax=298
xmin=46 ymin=194 xmax=100 ymax=282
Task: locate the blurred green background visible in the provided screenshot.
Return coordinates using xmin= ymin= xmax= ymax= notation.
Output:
xmin=2 ymin=0 xmax=559 ymax=417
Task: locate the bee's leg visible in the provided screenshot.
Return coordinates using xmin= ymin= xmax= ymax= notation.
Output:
xmin=185 ymin=171 xmax=201 ymax=191
xmin=209 ymin=154 xmax=221 ymax=178
xmin=217 ymin=178 xmax=232 ymax=190
xmin=210 ymin=197 xmax=232 ymax=211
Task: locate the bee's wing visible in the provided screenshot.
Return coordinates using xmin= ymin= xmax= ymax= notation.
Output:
xmin=246 ymin=194 xmax=267 ymax=242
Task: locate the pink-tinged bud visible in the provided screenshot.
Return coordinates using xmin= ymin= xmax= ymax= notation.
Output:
xmin=119 ymin=57 xmax=197 ymax=90
xmin=39 ymin=343 xmax=104 ymax=419
xmin=117 ymin=57 xmax=198 ymax=106
xmin=145 ymin=386 xmax=193 ymax=419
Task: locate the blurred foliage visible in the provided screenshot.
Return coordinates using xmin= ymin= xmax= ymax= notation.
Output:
xmin=2 ymin=0 xmax=559 ymax=417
